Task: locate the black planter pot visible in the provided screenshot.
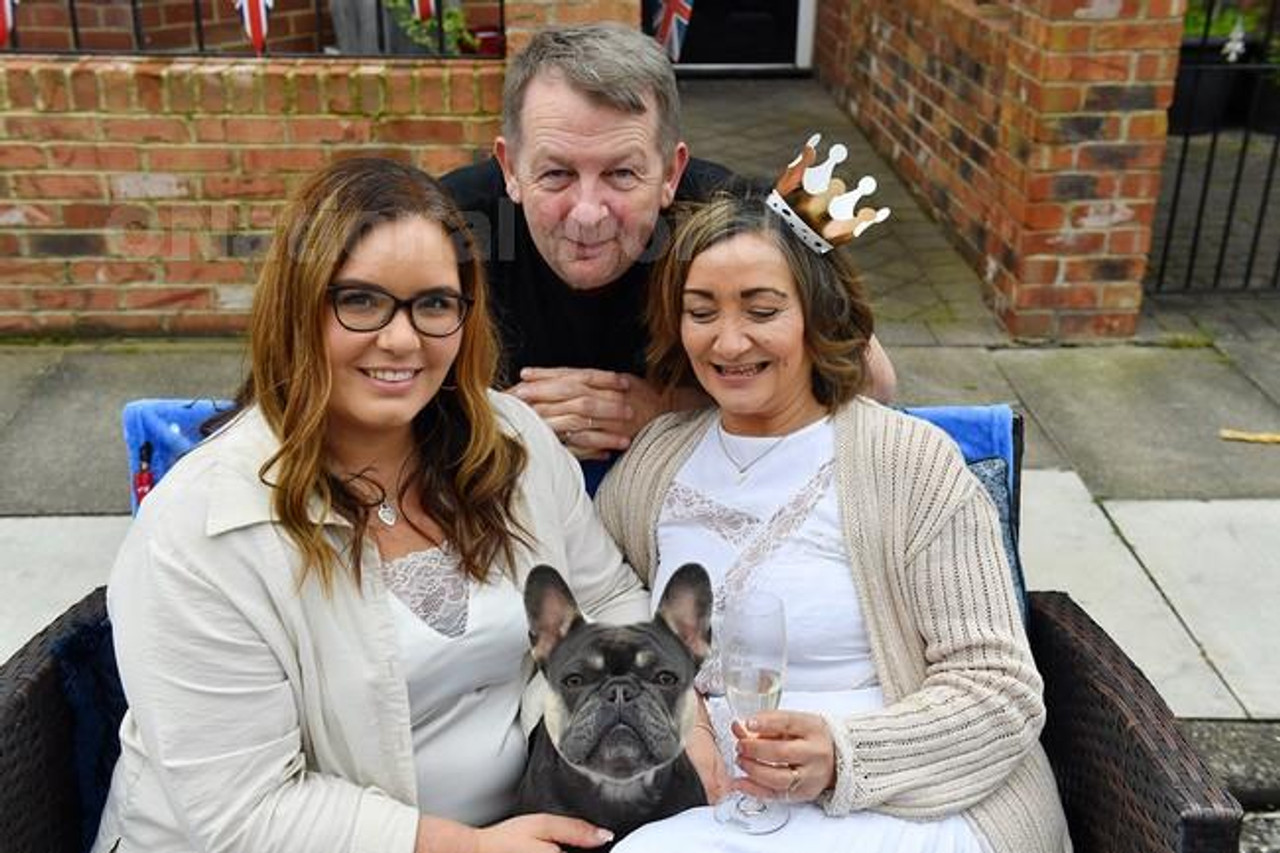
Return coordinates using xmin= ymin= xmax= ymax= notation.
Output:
xmin=1248 ymin=76 xmax=1280 ymax=135
xmin=1168 ymin=37 xmax=1265 ymax=134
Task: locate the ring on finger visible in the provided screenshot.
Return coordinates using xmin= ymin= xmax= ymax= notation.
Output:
xmin=586 ymin=416 xmax=596 ymax=431
xmin=787 ymin=766 xmax=801 ymax=796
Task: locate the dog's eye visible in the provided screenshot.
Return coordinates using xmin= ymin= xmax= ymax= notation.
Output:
xmin=654 ymin=670 xmax=678 ymax=686
xmin=562 ymin=674 xmax=584 ymax=689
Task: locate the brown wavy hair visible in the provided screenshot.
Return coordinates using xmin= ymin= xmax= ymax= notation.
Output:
xmin=647 ymin=194 xmax=875 ymax=408
xmin=238 ymin=156 xmax=527 ymax=593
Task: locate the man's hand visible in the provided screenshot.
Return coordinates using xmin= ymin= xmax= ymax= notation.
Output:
xmin=510 ymin=367 xmax=678 ymax=460
xmin=864 ymin=334 xmax=897 ymax=404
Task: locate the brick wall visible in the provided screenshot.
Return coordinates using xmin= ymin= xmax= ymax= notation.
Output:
xmin=503 ymin=0 xmax=639 ymax=55
xmin=0 ymin=55 xmax=503 ymax=335
xmin=815 ymin=0 xmax=1183 ymax=340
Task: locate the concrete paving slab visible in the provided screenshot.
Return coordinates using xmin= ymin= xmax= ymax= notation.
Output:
xmin=875 ymin=320 xmax=938 ymax=346
xmin=928 ymin=318 xmax=1008 ymax=347
xmin=995 ymin=347 xmax=1280 ymax=499
xmin=0 ymin=515 xmax=127 ymax=662
xmin=0 ymin=342 xmax=246 ymax=515
xmin=1243 ymin=812 xmax=1280 ymax=853
xmin=1105 ymin=500 xmax=1280 ymax=718
xmin=0 ymin=347 xmax=63 ymax=430
xmin=892 ymin=346 xmax=1067 ymax=470
xmin=1020 ymin=470 xmax=1243 ymax=718
xmin=1219 ymin=337 xmax=1280 ymax=406
xmin=1180 ymin=720 xmax=1280 ymax=809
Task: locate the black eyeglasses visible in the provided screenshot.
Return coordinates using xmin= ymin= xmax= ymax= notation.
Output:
xmin=328 ymin=285 xmax=473 ymax=338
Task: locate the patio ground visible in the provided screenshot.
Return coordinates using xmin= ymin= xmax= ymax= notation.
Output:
xmin=1 ymin=75 xmax=1278 ymax=849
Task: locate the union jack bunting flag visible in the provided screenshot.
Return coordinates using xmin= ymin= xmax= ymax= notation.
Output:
xmin=0 ymin=0 xmax=19 ymax=49
xmin=412 ymin=0 xmax=435 ymax=20
xmin=234 ymin=0 xmax=274 ymax=56
xmin=652 ymin=0 xmax=693 ymax=63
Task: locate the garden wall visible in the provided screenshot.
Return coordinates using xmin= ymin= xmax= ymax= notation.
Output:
xmin=0 ymin=55 xmax=502 ymax=334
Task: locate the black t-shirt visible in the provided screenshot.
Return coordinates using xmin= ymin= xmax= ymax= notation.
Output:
xmin=441 ymin=157 xmax=733 ymax=384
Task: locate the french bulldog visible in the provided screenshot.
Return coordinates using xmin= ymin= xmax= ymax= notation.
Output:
xmin=515 ymin=562 xmax=713 ymax=849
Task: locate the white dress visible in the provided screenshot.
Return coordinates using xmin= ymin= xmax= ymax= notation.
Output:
xmin=382 ymin=547 xmax=529 ymax=827
xmin=613 ymin=417 xmax=987 ymax=853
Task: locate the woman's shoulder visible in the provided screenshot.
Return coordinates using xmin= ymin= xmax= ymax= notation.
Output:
xmin=836 ymin=398 xmax=978 ymax=502
xmin=636 ymin=407 xmax=716 ymax=447
xmin=597 ymin=408 xmax=713 ymax=500
xmin=114 ymin=409 xmax=292 ymax=597
xmin=840 ymin=397 xmax=968 ymax=458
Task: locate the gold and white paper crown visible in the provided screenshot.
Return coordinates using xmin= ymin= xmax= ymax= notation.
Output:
xmin=765 ymin=133 xmax=892 ymax=254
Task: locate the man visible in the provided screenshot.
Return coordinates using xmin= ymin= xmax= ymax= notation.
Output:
xmin=443 ymin=24 xmax=895 ymax=466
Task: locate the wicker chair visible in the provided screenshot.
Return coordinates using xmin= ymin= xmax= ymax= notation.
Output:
xmin=0 ymin=408 xmax=1243 ymax=853
xmin=0 ymin=587 xmax=123 ymax=853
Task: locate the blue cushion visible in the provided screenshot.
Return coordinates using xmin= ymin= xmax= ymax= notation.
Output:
xmin=122 ymin=398 xmax=232 ymax=514
xmin=53 ymin=617 xmax=128 ymax=852
xmin=123 ymin=397 xmax=619 ymax=502
xmin=904 ymin=404 xmax=1026 ymax=622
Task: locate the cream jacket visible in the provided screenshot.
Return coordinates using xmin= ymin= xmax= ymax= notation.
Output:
xmin=93 ymin=393 xmax=650 ymax=853
xmin=595 ymin=399 xmax=1072 ymax=853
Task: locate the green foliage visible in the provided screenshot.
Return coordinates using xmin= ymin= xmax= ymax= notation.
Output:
xmin=1183 ymin=1 xmax=1268 ymax=39
xmin=384 ymin=0 xmax=477 ymax=54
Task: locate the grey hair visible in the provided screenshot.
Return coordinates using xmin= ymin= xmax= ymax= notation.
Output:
xmin=502 ymin=23 xmax=681 ymax=159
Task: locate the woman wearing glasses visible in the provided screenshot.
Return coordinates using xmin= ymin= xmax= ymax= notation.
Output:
xmin=92 ymin=158 xmax=647 ymax=853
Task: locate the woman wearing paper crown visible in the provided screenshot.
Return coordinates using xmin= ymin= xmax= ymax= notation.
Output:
xmin=595 ymin=137 xmax=1072 ymax=852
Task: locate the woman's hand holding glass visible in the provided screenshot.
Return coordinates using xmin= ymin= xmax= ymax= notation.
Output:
xmin=714 ymin=590 xmax=790 ymax=833
xmin=729 ymin=711 xmax=838 ymax=804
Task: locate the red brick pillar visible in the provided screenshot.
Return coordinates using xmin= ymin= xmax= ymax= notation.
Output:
xmin=994 ymin=0 xmax=1183 ymax=338
xmin=816 ymin=0 xmax=1183 ymax=340
xmin=504 ymin=0 xmax=641 ymax=56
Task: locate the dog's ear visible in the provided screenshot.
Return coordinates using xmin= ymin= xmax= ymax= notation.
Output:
xmin=524 ymin=564 xmax=584 ymax=665
xmin=655 ymin=563 xmax=713 ymax=664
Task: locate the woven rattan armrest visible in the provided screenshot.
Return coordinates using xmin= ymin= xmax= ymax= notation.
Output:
xmin=1028 ymin=591 xmax=1242 ymax=853
xmin=0 ymin=587 xmax=107 ymax=853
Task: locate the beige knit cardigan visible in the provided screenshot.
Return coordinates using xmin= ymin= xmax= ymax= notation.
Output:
xmin=595 ymin=398 xmax=1072 ymax=853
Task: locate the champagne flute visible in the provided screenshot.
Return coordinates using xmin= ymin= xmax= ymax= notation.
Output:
xmin=714 ymin=589 xmax=789 ymax=834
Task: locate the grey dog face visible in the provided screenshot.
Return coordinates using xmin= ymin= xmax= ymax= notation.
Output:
xmin=525 ymin=563 xmax=712 ymax=784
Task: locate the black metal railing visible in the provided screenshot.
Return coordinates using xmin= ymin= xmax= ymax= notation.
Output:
xmin=1 ymin=0 xmax=503 ymax=60
xmin=1150 ymin=0 xmax=1280 ymax=293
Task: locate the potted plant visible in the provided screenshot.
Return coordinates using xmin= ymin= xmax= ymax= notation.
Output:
xmin=383 ymin=0 xmax=478 ymax=55
xmin=1170 ymin=0 xmax=1270 ymax=134
xmin=328 ymin=0 xmax=479 ymax=56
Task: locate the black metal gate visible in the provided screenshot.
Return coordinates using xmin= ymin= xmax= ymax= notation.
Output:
xmin=1149 ymin=0 xmax=1280 ymax=294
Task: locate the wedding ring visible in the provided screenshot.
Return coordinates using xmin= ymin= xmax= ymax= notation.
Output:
xmin=787 ymin=766 xmax=801 ymax=795
xmin=586 ymin=416 xmax=596 ymax=430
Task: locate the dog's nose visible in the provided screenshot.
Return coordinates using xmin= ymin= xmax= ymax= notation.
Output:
xmin=605 ymin=677 xmax=638 ymax=705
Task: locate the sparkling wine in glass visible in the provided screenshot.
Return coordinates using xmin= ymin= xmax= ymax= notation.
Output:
xmin=714 ymin=589 xmax=790 ymax=834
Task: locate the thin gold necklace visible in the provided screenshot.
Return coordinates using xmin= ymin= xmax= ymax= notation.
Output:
xmin=716 ymin=422 xmax=789 ymax=483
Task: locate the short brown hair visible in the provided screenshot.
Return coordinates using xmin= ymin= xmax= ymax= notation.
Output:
xmin=502 ymin=23 xmax=681 ymax=160
xmin=647 ymin=195 xmax=875 ymax=408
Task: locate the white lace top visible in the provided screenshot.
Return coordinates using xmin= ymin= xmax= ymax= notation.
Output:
xmin=381 ymin=547 xmax=528 ymax=826
xmin=654 ymin=416 xmax=879 ymax=697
